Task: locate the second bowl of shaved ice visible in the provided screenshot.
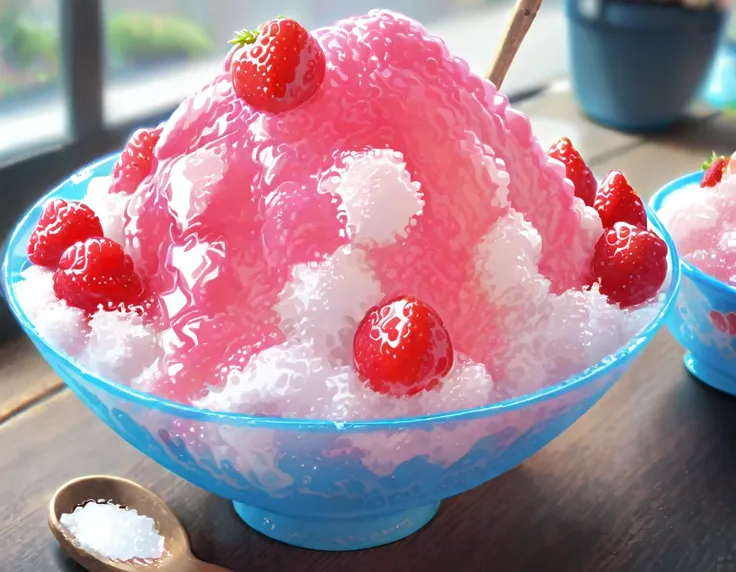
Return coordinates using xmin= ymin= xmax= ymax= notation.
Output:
xmin=3 ymin=10 xmax=680 ymax=551
xmin=652 ymin=152 xmax=736 ymax=396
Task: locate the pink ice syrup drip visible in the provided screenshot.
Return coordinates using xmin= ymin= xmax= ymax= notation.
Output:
xmin=658 ymin=153 xmax=736 ymax=288
xmin=120 ymin=10 xmax=603 ymax=405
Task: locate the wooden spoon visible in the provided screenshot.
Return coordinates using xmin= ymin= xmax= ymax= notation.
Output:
xmin=487 ymin=0 xmax=545 ymax=87
xmin=48 ymin=475 xmax=231 ymax=572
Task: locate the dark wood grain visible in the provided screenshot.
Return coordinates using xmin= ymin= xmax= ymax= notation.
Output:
xmin=0 ymin=337 xmax=62 ymax=424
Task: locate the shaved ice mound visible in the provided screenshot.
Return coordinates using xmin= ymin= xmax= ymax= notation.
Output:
xmin=274 ymin=246 xmax=383 ymax=367
xmin=13 ymin=266 xmax=88 ymax=355
xmin=195 ymin=341 xmax=496 ymax=421
xmin=657 ymin=152 xmax=736 ymax=287
xmin=82 ymin=310 xmax=162 ymax=382
xmin=321 ymin=148 xmax=424 ymax=247
xmin=11 ymin=10 xmax=672 ymax=478
xmin=114 ymin=8 xmax=609 ymax=402
xmin=83 ymin=176 xmax=128 ymax=246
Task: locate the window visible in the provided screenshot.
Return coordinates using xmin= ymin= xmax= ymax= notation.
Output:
xmin=102 ymin=0 xmax=228 ymax=125
xmin=0 ymin=0 xmax=568 ymax=341
xmin=0 ymin=0 xmax=64 ymax=161
xmin=99 ymin=0 xmax=567 ymax=124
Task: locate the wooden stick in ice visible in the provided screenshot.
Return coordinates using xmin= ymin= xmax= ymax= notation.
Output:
xmin=487 ymin=0 xmax=545 ymax=88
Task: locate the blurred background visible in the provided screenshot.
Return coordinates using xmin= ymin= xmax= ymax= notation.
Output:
xmin=0 ymin=0 xmax=567 ymax=164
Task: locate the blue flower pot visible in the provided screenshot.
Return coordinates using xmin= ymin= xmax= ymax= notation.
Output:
xmin=565 ymin=0 xmax=726 ymax=132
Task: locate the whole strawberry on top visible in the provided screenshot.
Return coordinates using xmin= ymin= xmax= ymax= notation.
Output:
xmin=700 ymin=152 xmax=728 ymax=188
xmin=547 ymin=137 xmax=598 ymax=207
xmin=594 ymin=170 xmax=647 ymax=230
xmin=229 ymin=17 xmax=326 ymax=114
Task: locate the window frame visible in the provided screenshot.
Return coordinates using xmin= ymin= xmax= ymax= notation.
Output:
xmin=0 ymin=0 xmax=548 ymax=343
xmin=0 ymin=0 xmax=176 ymax=343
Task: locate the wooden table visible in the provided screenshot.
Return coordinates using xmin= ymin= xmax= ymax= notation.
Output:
xmin=2 ymin=82 xmax=736 ymax=572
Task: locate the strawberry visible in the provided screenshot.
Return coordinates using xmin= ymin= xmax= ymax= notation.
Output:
xmin=547 ymin=136 xmax=597 ymax=207
xmin=53 ymin=237 xmax=145 ymax=314
xmin=353 ymin=295 xmax=453 ymax=396
xmin=109 ymin=127 xmax=162 ymax=195
xmin=593 ymin=170 xmax=647 ymax=229
xmin=591 ymin=222 xmax=668 ymax=308
xmin=27 ymin=199 xmax=104 ymax=268
xmin=700 ymin=152 xmax=728 ymax=188
xmin=229 ymin=17 xmax=326 ymax=114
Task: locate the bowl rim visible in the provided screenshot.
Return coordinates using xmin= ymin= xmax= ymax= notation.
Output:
xmin=2 ymin=153 xmax=682 ymax=432
xmin=649 ymin=170 xmax=736 ymax=299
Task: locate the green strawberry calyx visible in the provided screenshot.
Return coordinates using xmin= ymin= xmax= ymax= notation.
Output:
xmin=229 ymin=16 xmax=289 ymax=47
xmin=229 ymin=28 xmax=259 ymax=47
xmin=702 ymin=151 xmax=725 ymax=171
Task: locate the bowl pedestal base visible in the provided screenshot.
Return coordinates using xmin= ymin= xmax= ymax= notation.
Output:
xmin=684 ymin=353 xmax=736 ymax=396
xmin=233 ymin=501 xmax=440 ymax=551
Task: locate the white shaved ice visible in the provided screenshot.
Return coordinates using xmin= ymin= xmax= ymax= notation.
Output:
xmin=404 ymin=355 xmax=496 ymax=415
xmin=580 ymin=204 xmax=605 ymax=243
xmin=83 ymin=176 xmax=130 ymax=246
xmin=13 ymin=266 xmax=160 ymax=380
xmin=322 ymin=149 xmax=424 ymax=246
xmin=195 ymin=341 xmax=354 ymax=418
xmin=274 ymin=246 xmax=383 ymax=365
xmin=79 ymin=310 xmax=161 ymax=381
xmin=474 ymin=210 xmax=658 ymax=398
xmin=130 ymin=359 xmax=163 ymax=394
xmin=197 ymin=334 xmax=494 ymax=421
xmin=475 ymin=210 xmax=549 ymax=310
xmin=657 ymin=183 xmax=719 ymax=239
xmin=13 ymin=266 xmax=87 ymax=355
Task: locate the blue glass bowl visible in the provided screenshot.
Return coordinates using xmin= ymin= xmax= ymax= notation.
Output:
xmin=2 ymin=154 xmax=681 ymax=551
xmin=650 ymin=172 xmax=736 ymax=395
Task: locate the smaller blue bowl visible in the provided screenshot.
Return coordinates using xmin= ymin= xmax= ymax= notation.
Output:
xmin=650 ymin=172 xmax=736 ymax=395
